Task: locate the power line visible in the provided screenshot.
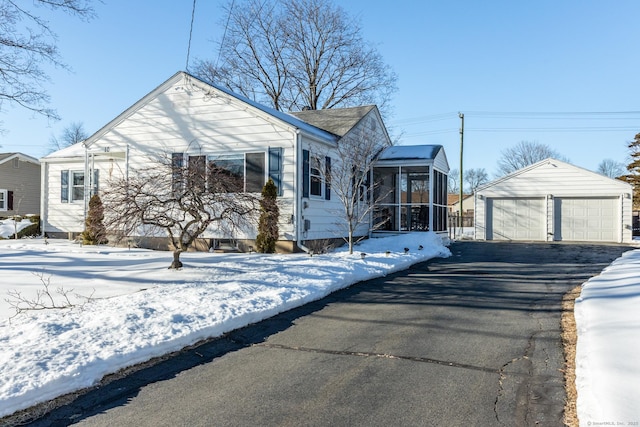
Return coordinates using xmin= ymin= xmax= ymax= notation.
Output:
xmin=464 ymin=110 xmax=640 ymax=117
xmin=215 ymin=0 xmax=236 ymax=70
xmin=185 ymin=0 xmax=197 ymax=71
xmin=392 ymin=110 xmax=640 ymax=127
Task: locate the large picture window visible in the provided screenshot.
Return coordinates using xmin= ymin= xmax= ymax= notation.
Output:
xmin=205 ymin=152 xmax=265 ymax=193
xmin=173 ymin=150 xmax=279 ymax=195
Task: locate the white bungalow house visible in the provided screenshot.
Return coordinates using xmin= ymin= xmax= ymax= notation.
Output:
xmin=40 ymin=71 xmax=448 ymax=251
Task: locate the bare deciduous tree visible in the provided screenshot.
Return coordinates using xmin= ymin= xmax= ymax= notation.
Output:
xmin=465 ymin=168 xmax=489 ymax=192
xmin=0 ymin=1 xmax=96 ymax=126
xmin=102 ymin=155 xmax=259 ymax=269
xmin=496 ymin=140 xmax=569 ymax=176
xmin=597 ymin=158 xmax=625 ymax=179
xmin=48 ymin=121 xmax=88 ymax=152
xmin=318 ymin=133 xmax=389 ymax=254
xmin=193 ymin=0 xmax=397 ymax=114
xmin=448 ymin=168 xmax=459 ymax=193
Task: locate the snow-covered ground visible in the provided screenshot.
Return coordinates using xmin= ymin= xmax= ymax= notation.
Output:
xmin=0 ymin=232 xmax=450 ymax=418
xmin=575 ymin=250 xmax=640 ymax=425
xmin=0 ymin=223 xmax=638 ymax=424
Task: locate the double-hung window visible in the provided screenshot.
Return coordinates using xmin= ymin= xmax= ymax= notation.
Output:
xmin=71 ymin=171 xmax=85 ymax=202
xmin=0 ymin=190 xmax=7 ymax=211
xmin=302 ymin=149 xmax=330 ymax=200
xmin=310 ymin=156 xmax=323 ymax=197
xmin=61 ymin=170 xmax=99 ymax=203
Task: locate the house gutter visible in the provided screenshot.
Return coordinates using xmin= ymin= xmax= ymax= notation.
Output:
xmin=294 ymin=128 xmax=311 ymax=254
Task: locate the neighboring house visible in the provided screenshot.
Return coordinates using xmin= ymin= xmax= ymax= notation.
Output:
xmin=448 ymin=193 xmax=473 ymax=215
xmin=475 ymin=158 xmax=632 ymax=243
xmin=0 ymin=153 xmax=40 ymax=217
xmin=40 ymin=71 xmax=448 ymax=250
xmin=448 ymin=193 xmax=474 ymax=230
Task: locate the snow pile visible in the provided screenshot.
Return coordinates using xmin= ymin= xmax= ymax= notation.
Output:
xmin=575 ymin=250 xmax=640 ymax=425
xmin=0 ymin=218 xmax=34 ymax=239
xmin=0 ymin=232 xmax=450 ymax=418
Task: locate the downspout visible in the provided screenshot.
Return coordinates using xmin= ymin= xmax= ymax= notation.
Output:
xmin=294 ymin=129 xmax=310 ymax=253
xmin=83 ymin=144 xmax=89 ymax=226
xmin=40 ymin=160 xmax=47 ymax=237
xmin=620 ymin=193 xmax=625 ymax=243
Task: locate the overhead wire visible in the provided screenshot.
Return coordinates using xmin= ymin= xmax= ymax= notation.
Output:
xmin=393 ymin=110 xmax=640 ymax=139
xmin=185 ymin=0 xmax=197 ymax=72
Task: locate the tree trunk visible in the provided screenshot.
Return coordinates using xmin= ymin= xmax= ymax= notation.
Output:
xmin=169 ymin=249 xmax=183 ymax=269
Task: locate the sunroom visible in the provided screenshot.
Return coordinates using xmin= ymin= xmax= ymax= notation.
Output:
xmin=373 ymin=145 xmax=449 ymax=234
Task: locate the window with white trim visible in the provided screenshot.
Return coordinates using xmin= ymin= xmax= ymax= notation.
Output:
xmin=310 ymin=156 xmax=323 ymax=198
xmin=0 ymin=190 xmax=6 ymax=211
xmin=71 ymin=171 xmax=85 ymax=202
xmin=206 ymin=152 xmax=265 ymax=193
xmin=61 ymin=170 xmax=99 ymax=203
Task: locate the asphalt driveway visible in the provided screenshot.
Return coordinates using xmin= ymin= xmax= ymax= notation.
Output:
xmin=20 ymin=241 xmax=633 ymax=427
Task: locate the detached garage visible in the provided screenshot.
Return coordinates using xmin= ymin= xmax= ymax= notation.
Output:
xmin=475 ymin=158 xmax=633 ymax=243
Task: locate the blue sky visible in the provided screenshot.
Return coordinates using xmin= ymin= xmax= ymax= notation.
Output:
xmin=1 ymin=0 xmax=639 ymax=176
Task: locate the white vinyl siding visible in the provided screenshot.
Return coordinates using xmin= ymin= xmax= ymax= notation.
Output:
xmin=43 ymin=75 xmax=297 ymax=239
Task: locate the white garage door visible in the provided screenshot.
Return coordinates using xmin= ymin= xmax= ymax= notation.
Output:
xmin=555 ymin=197 xmax=618 ymax=242
xmin=487 ymin=198 xmax=545 ymax=241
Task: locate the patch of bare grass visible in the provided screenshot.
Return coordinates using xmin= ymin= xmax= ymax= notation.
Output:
xmin=561 ymin=285 xmax=581 ymax=427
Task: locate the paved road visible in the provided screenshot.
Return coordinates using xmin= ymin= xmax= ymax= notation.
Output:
xmin=21 ymin=241 xmax=632 ymax=427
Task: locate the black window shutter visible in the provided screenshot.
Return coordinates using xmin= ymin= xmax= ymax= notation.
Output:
xmin=325 ymin=156 xmax=331 ymax=200
xmin=7 ymin=191 xmax=13 ymax=210
xmin=61 ymin=170 xmax=69 ymax=203
xmin=302 ymin=149 xmax=310 ymax=198
xmin=269 ymin=147 xmax=283 ymax=196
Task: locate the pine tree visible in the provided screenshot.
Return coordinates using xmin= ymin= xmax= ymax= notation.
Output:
xmin=622 ymin=133 xmax=640 ymax=209
xmin=255 ymin=179 xmax=279 ymax=253
xmin=82 ymin=194 xmax=108 ymax=245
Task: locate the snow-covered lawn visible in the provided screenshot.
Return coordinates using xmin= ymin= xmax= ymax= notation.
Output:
xmin=0 ymin=233 xmax=450 ymax=418
xmin=0 ymin=230 xmax=638 ymax=424
xmin=575 ymin=250 xmax=640 ymax=425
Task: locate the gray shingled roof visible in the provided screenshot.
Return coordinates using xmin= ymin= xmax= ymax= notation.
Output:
xmin=289 ymin=105 xmax=376 ymax=137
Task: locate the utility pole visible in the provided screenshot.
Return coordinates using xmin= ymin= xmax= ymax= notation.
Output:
xmin=458 ymin=112 xmax=464 ymax=236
